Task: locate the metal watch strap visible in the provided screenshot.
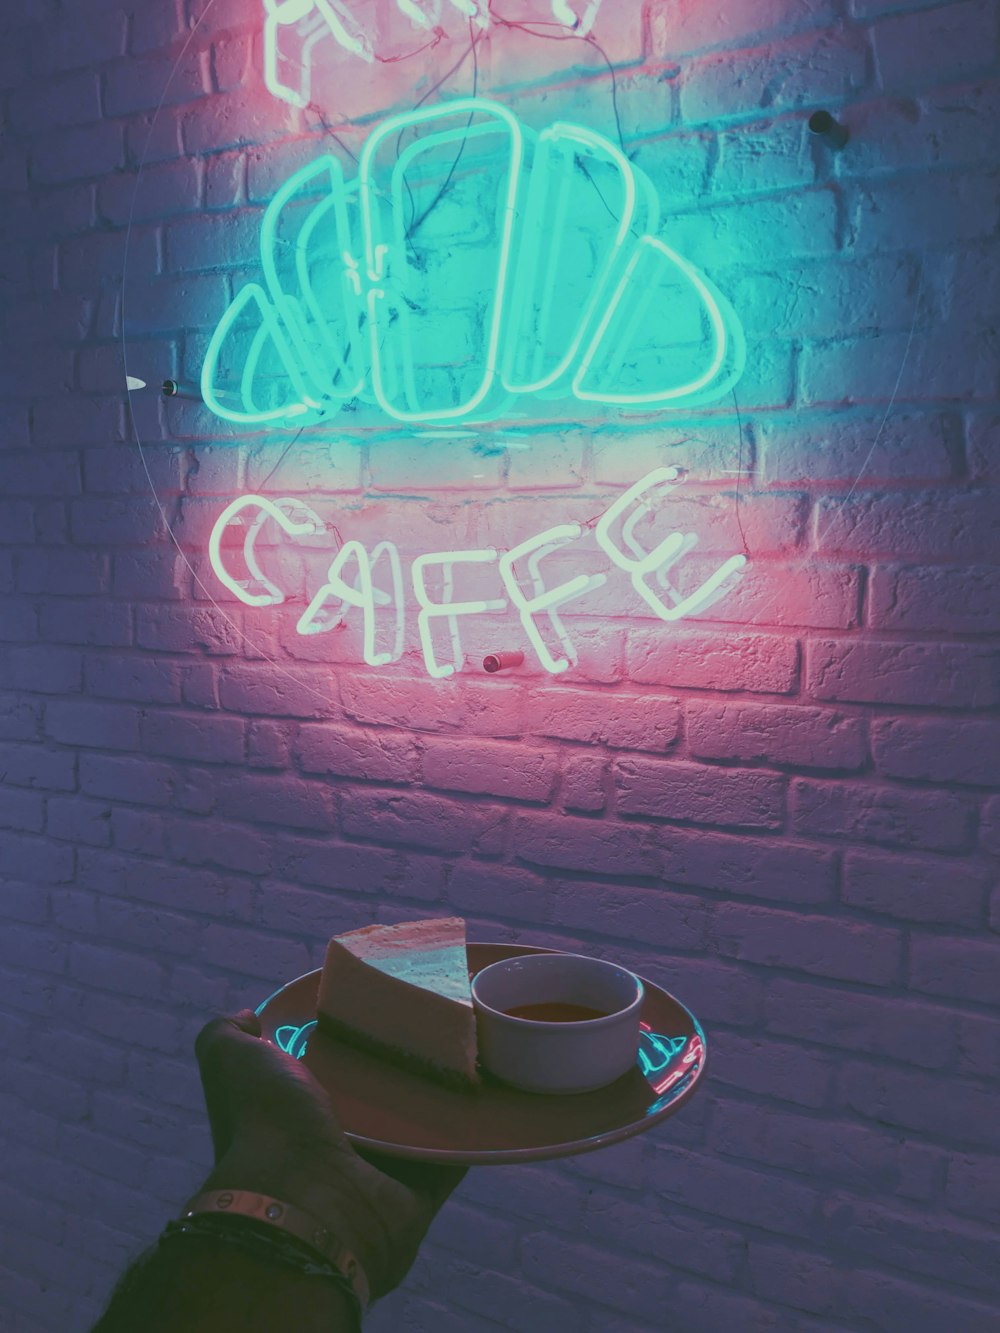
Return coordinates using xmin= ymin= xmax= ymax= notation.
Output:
xmin=179 ymin=1189 xmax=370 ymax=1314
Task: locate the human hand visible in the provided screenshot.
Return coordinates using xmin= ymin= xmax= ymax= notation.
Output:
xmin=194 ymin=1010 xmax=468 ymax=1302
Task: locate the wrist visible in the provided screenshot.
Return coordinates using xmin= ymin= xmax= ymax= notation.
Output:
xmin=95 ymin=1233 xmax=360 ymax=1333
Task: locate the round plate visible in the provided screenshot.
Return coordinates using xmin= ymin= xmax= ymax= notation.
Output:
xmin=256 ymin=943 xmax=707 ymax=1165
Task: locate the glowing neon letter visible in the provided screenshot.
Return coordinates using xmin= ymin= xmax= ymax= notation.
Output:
xmin=297 ymin=540 xmax=405 ymax=666
xmin=411 ymin=549 xmax=507 ymax=679
xmin=595 ymin=469 xmax=746 ymax=621
xmin=497 ymin=526 xmax=606 ymax=674
xmin=263 ymin=0 xmax=372 ymax=110
xmin=208 ymin=496 xmax=324 ymax=607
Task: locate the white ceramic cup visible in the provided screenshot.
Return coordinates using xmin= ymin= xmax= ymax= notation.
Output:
xmin=471 ymin=952 xmax=644 ymax=1095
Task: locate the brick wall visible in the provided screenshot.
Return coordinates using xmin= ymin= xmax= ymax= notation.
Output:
xmin=1 ymin=0 xmax=998 ymax=1329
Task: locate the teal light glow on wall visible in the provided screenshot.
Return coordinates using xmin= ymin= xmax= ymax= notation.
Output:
xmin=201 ymin=98 xmax=745 ymax=430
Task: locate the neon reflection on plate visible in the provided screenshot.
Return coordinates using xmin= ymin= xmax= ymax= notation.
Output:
xmin=272 ymin=1016 xmax=701 ymax=1093
xmin=275 ymin=1020 xmax=318 ymax=1059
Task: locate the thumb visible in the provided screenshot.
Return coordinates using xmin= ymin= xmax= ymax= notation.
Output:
xmin=194 ymin=1010 xmax=268 ymax=1160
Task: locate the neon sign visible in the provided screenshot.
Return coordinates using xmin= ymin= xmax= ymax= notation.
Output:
xmin=201 ymin=99 xmax=744 ymax=429
xmin=264 ymin=1 xmax=605 ymax=106
xmin=208 ymin=468 xmax=746 ymax=678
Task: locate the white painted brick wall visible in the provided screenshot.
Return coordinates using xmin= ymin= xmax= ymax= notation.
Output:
xmin=1 ymin=0 xmax=998 ymax=1329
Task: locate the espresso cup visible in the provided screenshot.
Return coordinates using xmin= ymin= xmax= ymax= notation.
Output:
xmin=471 ymin=952 xmax=644 ymax=1094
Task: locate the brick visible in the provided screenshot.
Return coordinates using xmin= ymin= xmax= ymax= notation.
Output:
xmin=340 ymin=788 xmax=502 ymax=854
xmin=198 ymin=922 xmax=311 ymax=981
xmin=837 ymin=1061 xmax=1000 ymax=1149
xmin=668 ymin=1277 xmax=857 ymax=1333
xmin=687 ymin=701 xmax=866 ymax=771
xmin=947 ymin=1153 xmax=1000 ymax=1226
xmin=511 ymin=811 xmax=660 ymax=876
xmin=137 ymin=606 xmax=243 ymax=656
xmin=984 ymin=797 xmax=1000 ymax=859
xmin=649 ymin=0 xmax=836 ymax=56
xmin=628 ymin=630 xmax=800 ymax=693
xmin=215 ymin=773 xmax=335 ymax=831
xmin=711 ymin=1100 xmax=898 ymax=1192
xmin=83 ymin=445 xmax=184 ymax=497
xmin=31 ymin=121 xmax=124 ymax=185
xmin=165 ymin=816 xmax=272 ymax=875
xmin=0 ymin=741 xmax=75 ymax=789
xmin=47 ymin=796 xmax=113 ymax=847
xmin=0 ymin=692 xmax=42 ymax=741
xmin=104 ymin=52 xmax=208 ymax=118
xmin=32 ymin=9 xmax=126 ymax=73
xmin=0 ymin=785 xmax=44 ymax=833
xmin=690 ymin=560 xmax=862 ymax=632
xmin=85 ymin=653 xmax=182 ymax=704
xmin=765 ymin=976 xmax=957 ymax=1067
xmin=164 ymin=208 xmax=260 ymax=274
xmin=548 ymin=879 xmax=709 ymax=949
xmin=616 ymin=757 xmax=786 ymax=830
xmin=140 ymin=710 xmax=245 ymax=763
xmin=17 ymin=548 xmax=107 ymax=596
xmin=245 ymin=720 xmax=290 ymax=769
xmin=296 ymin=723 xmax=420 ymax=783
xmin=340 ymin=674 xmax=528 ymax=736
xmin=218 ymin=664 xmax=333 ymax=716
xmin=872 ymin=716 xmax=1000 ymax=785
xmin=100 ymin=157 xmax=205 ymax=226
xmin=421 ymin=738 xmax=557 ymax=802
xmin=817 ymin=491 xmax=995 ymax=559
xmin=80 ymin=753 xmax=175 ymax=806
xmin=842 ymin=848 xmax=988 ymax=926
xmin=745 ymin=1239 xmax=844 ymax=1317
xmin=957 ymin=1013 xmax=1000 ymax=1081
xmin=711 ymin=1029 xmax=835 ymax=1106
xmin=0 ymin=596 xmax=37 ymax=642
xmin=0 ymin=500 xmax=35 ymax=545
xmin=658 ymin=826 xmax=839 ymax=903
xmin=45 ymin=699 xmax=139 ymax=751
xmin=38 ymin=598 xmax=131 ymax=647
xmin=713 ymin=902 xmax=902 ymax=985
xmin=757 ymin=408 xmax=959 ymax=485
xmin=523 ymin=687 xmax=680 ymax=751
xmin=872 ymin=0 xmax=999 ymax=91
xmin=852 ymin=171 xmax=999 ymax=254
xmin=560 ymin=752 xmax=607 ymax=812
xmin=868 ymin=564 xmax=1000 ymax=634
xmin=820 ymin=1191 xmax=1000 ymax=1294
xmin=966 ymin=411 xmax=998 ymax=482
xmin=807 ymin=638 xmax=998 ymax=709
xmin=652 ymin=1143 xmax=821 ymax=1234
xmin=792 ymin=777 xmax=972 ymax=852
xmin=521 ymin=1235 xmax=674 ymax=1316
xmin=0 ymin=450 xmax=81 ymax=497
xmin=909 ymin=935 xmax=1000 ymax=1006
xmin=80 ymin=990 xmax=181 ymax=1056
xmin=0 ymin=923 xmax=66 ymax=975
xmin=680 ymin=29 xmax=868 ymax=125
xmin=273 ymin=834 xmax=399 ymax=893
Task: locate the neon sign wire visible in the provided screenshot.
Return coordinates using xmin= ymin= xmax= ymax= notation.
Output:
xmin=201 ymin=99 xmax=745 ymax=429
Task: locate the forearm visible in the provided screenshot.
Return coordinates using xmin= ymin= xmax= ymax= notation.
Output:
xmin=92 ymin=1233 xmax=361 ymax=1333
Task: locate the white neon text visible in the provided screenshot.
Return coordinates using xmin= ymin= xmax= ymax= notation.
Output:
xmin=208 ymin=470 xmax=746 ymax=678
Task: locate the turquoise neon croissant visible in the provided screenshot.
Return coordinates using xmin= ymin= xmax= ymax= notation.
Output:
xmin=200 ymin=98 xmax=745 ymax=429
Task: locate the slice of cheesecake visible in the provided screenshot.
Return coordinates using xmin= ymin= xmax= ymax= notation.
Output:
xmin=316 ymin=918 xmax=481 ymax=1091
